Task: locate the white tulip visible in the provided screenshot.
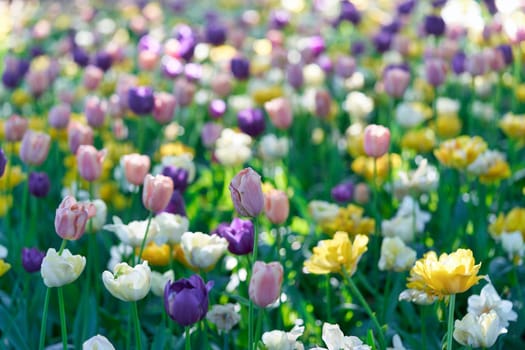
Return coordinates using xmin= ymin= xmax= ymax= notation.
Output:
xmin=102 ymin=261 xmax=151 ymax=302
xmin=41 ymin=248 xmax=86 ymax=288
xmin=180 ymin=232 xmax=228 ymax=270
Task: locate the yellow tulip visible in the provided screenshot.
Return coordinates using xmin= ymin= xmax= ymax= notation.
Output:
xmin=319 ymin=205 xmax=375 ymax=237
xmin=434 ymin=136 xmax=488 ymax=170
xmin=0 ymin=259 xmax=11 ymax=277
xmin=401 ymin=128 xmax=436 ymax=153
xmin=304 ymin=232 xmax=369 ymax=276
xmin=139 ymin=243 xmax=170 ymax=266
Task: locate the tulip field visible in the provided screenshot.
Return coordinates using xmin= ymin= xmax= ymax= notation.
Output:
xmin=2 ymin=0 xmax=525 ymax=349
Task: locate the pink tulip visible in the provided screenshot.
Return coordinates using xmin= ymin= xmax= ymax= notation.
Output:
xmin=264 ymin=189 xmax=289 ymax=225
xmin=77 ymin=145 xmax=106 ymax=182
xmin=84 ymin=96 xmax=107 ymax=128
xmin=19 ymin=131 xmax=51 ymax=166
xmin=383 ymin=68 xmax=410 ymax=98
xmin=55 ymin=196 xmax=96 ymax=240
xmin=173 ymin=78 xmax=196 ymax=107
xmin=425 ymin=58 xmax=447 ymax=87
xmin=27 ymin=69 xmax=50 ymax=96
xmin=153 ymin=92 xmax=177 ymax=124
xmin=83 ymin=65 xmax=104 ymax=91
xmin=229 ymin=168 xmax=264 ymax=217
xmin=210 ymin=73 xmax=232 ymax=97
xmin=363 ymin=124 xmax=391 ymax=158
xmin=249 ymin=261 xmax=283 ymax=307
xmin=5 ymin=115 xmax=28 ymax=142
xmin=264 ymin=97 xmax=293 ymax=130
xmin=112 ymin=119 xmax=128 ymax=140
xmin=122 ymin=153 xmax=150 ymax=186
xmin=314 ymin=90 xmax=332 ymax=119
xmin=142 ymin=174 xmax=174 ymax=212
xmin=201 ymin=122 xmax=223 ymax=148
xmin=138 ymin=50 xmax=159 ymax=71
xmin=68 ymin=122 xmax=94 ymax=154
xmin=48 ymin=104 xmax=71 ymax=129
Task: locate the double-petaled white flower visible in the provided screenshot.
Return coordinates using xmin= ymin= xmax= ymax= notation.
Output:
xmin=180 ymin=232 xmax=228 ymax=270
xmin=262 ymin=324 xmax=305 ymax=350
xmin=103 ymin=216 xmax=159 ymax=247
xmin=153 ymin=212 xmax=189 ymax=245
xmin=41 ymin=248 xmax=86 ymax=288
xmin=378 ymin=237 xmax=417 ymax=272
xmin=102 ymin=261 xmax=151 ymax=302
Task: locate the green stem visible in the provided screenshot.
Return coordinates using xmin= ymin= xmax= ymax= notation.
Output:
xmin=58 ymin=287 xmax=68 ymax=350
xmin=185 ymin=326 xmax=191 ymax=350
xmin=58 ymin=239 xmax=67 ymax=255
xmin=446 ymin=294 xmax=456 ymax=350
xmin=325 ymin=274 xmax=331 ymax=322
xmin=248 ymin=217 xmax=260 ymax=350
xmin=254 ymin=308 xmax=264 ymax=348
xmin=381 ymin=272 xmax=392 ymax=323
xmin=38 ymin=288 xmax=51 ymax=350
xmin=345 ymin=274 xmax=386 ymax=349
xmin=248 ymin=299 xmax=254 ymax=350
xmin=136 ymin=211 xmax=153 ymax=265
xmin=132 ymin=301 xmax=143 ymax=350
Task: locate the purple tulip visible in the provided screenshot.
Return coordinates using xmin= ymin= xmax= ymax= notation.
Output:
xmin=128 ymin=86 xmax=155 ymax=115
xmin=331 ymin=181 xmax=354 ymax=203
xmin=269 ymin=10 xmax=290 ymax=29
xmin=237 ymin=108 xmax=265 ymax=137
xmin=339 ymin=1 xmax=361 ymax=25
xmin=230 ymin=56 xmax=250 ymax=80
xmin=216 ymin=218 xmax=254 ymax=255
xmin=164 ymin=275 xmax=213 ymax=326
xmin=205 ymin=22 xmax=227 ymax=46
xmin=451 ymin=52 xmax=466 ymax=75
xmin=94 ymin=51 xmax=113 ymax=72
xmin=164 ymin=190 xmax=186 ymax=216
xmin=22 ymin=247 xmax=46 ymax=273
xmin=72 ymin=47 xmax=90 ymax=67
xmin=373 ymin=31 xmax=392 ymax=53
xmin=483 ymin=0 xmax=497 ymax=14
xmin=286 ymin=63 xmax=304 ymax=90
xmin=397 ymin=0 xmax=416 ymax=15
xmin=138 ymin=35 xmax=162 ymax=54
xmin=2 ymin=69 xmax=21 ymax=89
xmin=162 ymin=166 xmax=189 ymax=193
xmin=497 ymin=45 xmax=513 ymax=65
xmin=431 ymin=0 xmax=447 ymax=7
xmin=351 ymin=41 xmax=366 ymax=56
xmin=28 ymin=172 xmax=51 ymax=198
xmin=424 ymin=15 xmax=446 ymax=37
xmin=208 ymin=99 xmax=227 ymax=119
xmin=0 ymin=148 xmax=6 ymax=178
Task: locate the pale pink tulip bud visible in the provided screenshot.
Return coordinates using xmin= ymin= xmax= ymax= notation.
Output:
xmin=48 ymin=104 xmax=71 ymax=129
xmin=485 ymin=48 xmax=505 ymax=72
xmin=27 ymin=69 xmax=50 ymax=96
xmin=466 ymin=52 xmax=488 ymax=76
xmin=153 ymin=92 xmax=177 ymax=124
xmin=5 ymin=114 xmax=28 ymax=142
xmin=201 ymin=122 xmax=223 ymax=148
xmin=210 ymin=73 xmax=233 ymax=97
xmin=353 ymin=183 xmax=370 ymax=205
xmin=363 ymin=124 xmax=391 ymax=158
xmin=314 ymin=90 xmax=332 ymax=119
xmin=112 ymin=119 xmax=128 ymax=140
xmin=77 ymin=145 xmax=106 ymax=182
xmin=138 ymin=50 xmax=159 ymax=71
xmin=229 ymin=167 xmax=264 ymax=217
xmin=122 ymin=153 xmax=150 ymax=186
xmin=264 ymin=189 xmax=289 ymax=225
xmin=384 ymin=68 xmax=410 ymax=98
xmin=84 ymin=96 xmax=107 ymax=128
xmin=249 ymin=261 xmax=283 ymax=307
xmin=425 ymin=58 xmax=447 ymax=87
xmin=68 ymin=122 xmax=94 ymax=154
xmin=83 ymin=65 xmax=104 ymax=91
xmin=142 ymin=174 xmax=174 ymax=212
xmin=392 ymin=35 xmax=411 ymax=56
xmin=264 ymin=97 xmax=293 ymax=130
xmin=108 ymin=95 xmax=124 ymax=118
xmin=55 ymin=196 xmax=96 ymax=241
xmin=173 ymin=78 xmax=196 ymax=107
xmin=19 ymin=131 xmax=51 ymax=166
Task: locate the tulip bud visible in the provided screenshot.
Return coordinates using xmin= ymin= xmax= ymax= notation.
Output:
xmin=229 ymin=167 xmax=264 ymax=217
xmin=68 ymin=122 xmax=94 ymax=154
xmin=238 ymin=108 xmax=265 ymax=137
xmin=314 ymin=90 xmax=332 ymax=119
xmin=83 ymin=65 xmax=104 ymax=91
xmin=353 ymin=183 xmax=370 ymax=204
xmin=215 ymin=218 xmax=254 ymax=255
xmin=264 ymin=189 xmax=289 ymax=225
xmin=82 ymin=335 xmax=116 ymax=350
xmin=28 ymin=171 xmax=50 ymax=197
xmin=5 ymin=114 xmax=28 ymax=142
xmin=363 ymin=124 xmax=391 ymax=158
xmin=424 ymin=15 xmax=446 ymax=37
xmin=153 ymin=92 xmax=177 ymax=124
xmin=48 ymin=104 xmax=71 ymax=129
xmin=19 ymin=130 xmax=51 ymax=166
xmin=55 ymin=196 xmax=96 ymax=240
xmin=230 ymin=56 xmax=250 ymax=80
xmin=27 ymin=69 xmax=50 ymax=96
xmin=264 ymin=97 xmax=293 ymax=130
xmin=162 ymin=166 xmax=189 ymax=192
xmin=173 ymin=78 xmax=196 ymax=107
xmin=211 ymin=73 xmax=233 ymax=97
xmin=164 ymin=275 xmax=213 ymax=326
xmin=334 ymin=56 xmax=356 ymax=79
xmin=128 ymin=86 xmax=155 ymax=115
xmin=286 ymin=63 xmax=304 ymax=90
xmin=425 ymin=58 xmax=446 ymax=87
xmin=40 ymin=248 xmax=86 ymax=287
xmin=77 ymin=145 xmax=106 ymax=182
xmin=121 ymin=153 xmax=151 ymax=186
xmin=102 ymin=261 xmax=151 ymax=301
xmin=22 ymin=247 xmax=45 ymax=273
xmin=383 ymin=67 xmax=410 ymax=98
xmin=84 ymin=96 xmax=107 ymax=128
xmin=138 ymin=50 xmax=159 ymax=71
xmin=201 ymin=122 xmax=223 ymax=148
xmin=208 ymin=99 xmax=227 ymax=119
xmin=143 ymin=174 xmax=174 ymax=212
xmin=94 ymin=51 xmax=113 ymax=72
xmin=331 ymin=181 xmax=354 ymax=203
xmin=249 ymin=261 xmax=283 ymax=307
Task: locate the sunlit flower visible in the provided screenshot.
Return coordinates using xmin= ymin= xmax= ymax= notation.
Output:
xmin=262 ymin=324 xmax=305 ymax=350
xmin=499 ymin=113 xmax=525 ymax=140
xmin=453 ymin=311 xmax=505 ymax=348
xmin=180 ymin=232 xmax=228 ymax=270
xmin=434 ymin=136 xmax=488 ymax=170
xmin=382 ymin=197 xmax=431 ymax=243
xmin=308 ymin=200 xmax=340 ymax=223
xmin=489 ymin=208 xmax=525 ymax=240
xmin=102 ymin=261 xmax=151 ymax=302
xmin=400 ymin=128 xmax=436 ymax=153
xmin=139 ymin=242 xmax=170 ymax=266
xmin=103 ymin=216 xmax=159 ymax=247
xmin=500 ymin=231 xmax=524 ymax=265
xmin=351 ymin=153 xmax=402 ymax=184
xmin=319 ymin=204 xmax=375 ymax=237
xmin=398 ymin=288 xmax=438 ymax=305
xmin=467 ymin=150 xmax=511 ymax=183
xmin=319 ymin=323 xmax=371 ymax=350
xmin=0 ymin=259 xmax=11 ymax=277
xmin=468 ymin=283 xmax=517 ymax=328
xmin=378 ymin=237 xmax=417 ymax=272
xmin=215 ymin=128 xmax=252 ymax=166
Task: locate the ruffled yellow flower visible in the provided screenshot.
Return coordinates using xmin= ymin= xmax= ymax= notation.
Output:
xmin=0 ymin=259 xmax=11 ymax=277
xmin=479 ymin=158 xmax=511 ymax=184
xmin=138 ymin=242 xmax=170 ymax=266
xmin=499 ymin=113 xmax=525 ymax=140
xmin=319 ymin=204 xmax=375 ymax=237
xmin=434 ymin=114 xmax=462 ymax=139
xmin=158 ymin=143 xmax=195 ymax=160
xmin=407 ymin=249 xmax=483 ymax=298
xmin=401 ymin=128 xmax=436 ymax=153
xmin=489 ymin=208 xmax=525 ymax=239
xmin=434 ymin=136 xmax=488 ymax=169
xmin=351 ymin=153 xmax=402 ymax=183
xmin=251 ymin=86 xmax=283 ymax=105
xmin=304 ymin=232 xmax=369 ymax=275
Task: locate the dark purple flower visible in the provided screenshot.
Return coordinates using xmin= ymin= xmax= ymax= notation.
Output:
xmin=208 ymin=99 xmax=227 ymax=119
xmin=216 ymin=218 xmax=254 ymax=255
xmin=331 ymin=181 xmax=354 ymax=203
xmin=269 ymin=10 xmax=290 ymax=29
xmin=2 ymin=70 xmax=20 ymax=89
xmin=164 ymin=190 xmax=186 ymax=216
xmin=94 ymin=51 xmax=113 ymax=72
xmin=497 ymin=45 xmax=513 ymax=65
xmin=73 ymin=47 xmax=90 ymax=67
xmin=28 ymin=172 xmax=50 ymax=198
xmin=397 ymin=0 xmax=417 ymax=15
xmin=128 ymin=86 xmax=155 ymax=115
xmin=22 ymin=247 xmax=45 ymax=273
xmin=162 ymin=166 xmax=189 ymax=193
xmin=230 ymin=56 xmax=250 ymax=81
xmin=164 ymin=275 xmax=213 ymax=326
xmin=339 ymin=1 xmax=361 ymax=25
xmin=17 ymin=59 xmax=30 ymax=77
xmin=0 ymin=148 xmax=7 ymax=178
xmin=451 ymin=52 xmax=466 ymax=75
xmin=30 ymin=46 xmax=45 ymax=58
xmin=373 ymin=31 xmax=392 ymax=53
xmin=169 ymin=0 xmax=186 ymax=13
xmin=309 ymin=36 xmax=326 ymax=57
xmin=483 ymin=0 xmax=497 ymax=14
xmin=351 ymin=41 xmax=366 ymax=56
xmin=238 ymin=108 xmax=265 ymax=137
xmin=424 ymin=15 xmax=446 ymax=37
xmin=431 ymin=0 xmax=447 ymax=7
xmin=382 ymin=19 xmax=402 ymax=34
xmin=205 ymin=22 xmax=227 ymax=46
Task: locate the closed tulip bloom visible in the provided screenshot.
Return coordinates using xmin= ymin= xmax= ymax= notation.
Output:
xmin=77 ymin=145 xmax=106 ymax=182
xmin=82 ymin=335 xmax=116 ymax=350
xmin=28 ymin=171 xmax=50 ymax=197
xmin=102 ymin=261 xmax=151 ymax=301
xmin=22 ymin=247 xmax=45 ymax=273
xmin=138 ymin=50 xmax=159 ymax=71
xmin=68 ymin=122 xmax=94 ymax=154
xmin=181 ymin=232 xmax=229 ymax=270
xmin=216 ymin=218 xmax=254 ymax=255
xmin=153 ymin=92 xmax=177 ymax=124
xmin=201 ymin=122 xmax=223 ymax=148
xmin=173 ymin=78 xmax=196 ymax=107
xmin=334 ymin=56 xmax=356 ymax=79
xmin=94 ymin=51 xmax=113 ymax=72
xmin=238 ymin=108 xmax=265 ymax=137
xmin=424 ymin=15 xmax=446 ymax=36
xmin=163 ymin=190 xmax=187 ymax=216
xmin=384 ymin=67 xmax=410 ymax=98
xmin=19 ymin=130 xmax=51 ymax=166
xmin=143 ymin=174 xmax=174 ymax=212
xmin=121 ymin=153 xmax=150 ymax=186
xmin=363 ymin=124 xmax=391 ymax=158
xmin=84 ymin=96 xmax=107 ymax=128
xmin=164 ymin=275 xmax=213 ymax=326
xmin=128 ymin=86 xmax=155 ymax=115
xmin=314 ymin=90 xmax=332 ymax=119
xmin=5 ymin=114 xmax=29 ymax=142
xmin=249 ymin=261 xmax=283 ymax=307
xmin=210 ymin=73 xmax=232 ymax=97
xmin=27 ymin=69 xmax=49 ymax=96
xmin=425 ymin=58 xmax=446 ymax=87
xmin=230 ymin=56 xmax=250 ymax=80
xmin=286 ymin=63 xmax=304 ymax=90
xmin=83 ymin=65 xmax=104 ymax=91
xmin=208 ymin=99 xmax=227 ymax=119
xmin=264 ymin=97 xmax=293 ymax=130
xmin=162 ymin=166 xmax=189 ymax=192
xmin=229 ymin=167 xmax=264 ymax=217
xmin=264 ymin=189 xmax=289 ymax=225
xmin=41 ymin=248 xmax=86 ymax=287
xmin=55 ymin=196 xmax=96 ymax=240
xmin=48 ymin=104 xmax=71 ymax=129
